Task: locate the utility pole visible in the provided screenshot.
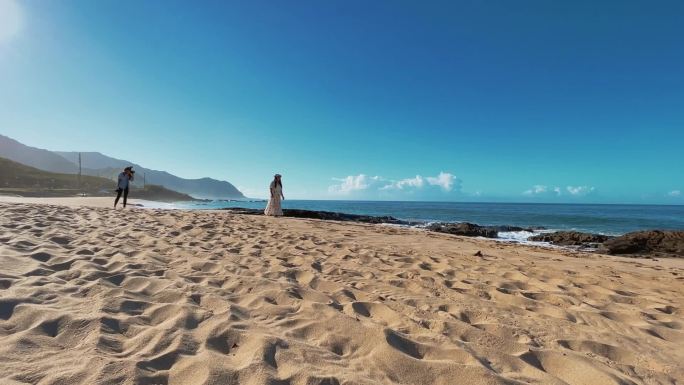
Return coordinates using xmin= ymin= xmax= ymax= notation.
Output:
xmin=78 ymin=153 xmax=82 ymax=189
xmin=143 ymin=172 xmax=146 ymax=188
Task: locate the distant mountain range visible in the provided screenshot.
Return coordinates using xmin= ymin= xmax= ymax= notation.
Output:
xmin=0 ymin=156 xmax=195 ymax=202
xmin=0 ymin=134 xmax=245 ymax=199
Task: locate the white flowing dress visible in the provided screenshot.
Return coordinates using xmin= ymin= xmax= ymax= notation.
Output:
xmin=264 ymin=182 xmax=283 ymax=216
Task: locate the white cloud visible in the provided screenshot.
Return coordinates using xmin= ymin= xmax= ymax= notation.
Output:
xmin=566 ymin=186 xmax=595 ymax=196
xmin=328 ymin=174 xmax=383 ymax=194
xmin=668 ymin=190 xmax=681 ymax=197
xmin=523 ymin=185 xmax=548 ymax=196
xmin=524 ymin=185 xmax=592 ymax=197
xmin=329 ymin=172 xmax=460 ymax=195
xmin=427 ymin=172 xmax=456 ymax=191
xmin=383 ymin=175 xmax=425 ymax=190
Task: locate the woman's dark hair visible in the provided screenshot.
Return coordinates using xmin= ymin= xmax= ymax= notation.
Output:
xmin=273 ymin=176 xmax=282 ymax=188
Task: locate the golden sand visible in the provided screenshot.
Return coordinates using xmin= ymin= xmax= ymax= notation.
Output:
xmin=0 ymin=198 xmax=682 ymax=384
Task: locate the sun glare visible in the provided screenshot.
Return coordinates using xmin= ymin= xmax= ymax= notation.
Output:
xmin=0 ymin=0 xmax=23 ymax=43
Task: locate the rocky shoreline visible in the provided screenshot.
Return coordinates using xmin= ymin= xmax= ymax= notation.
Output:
xmin=220 ymin=207 xmax=418 ymax=225
xmin=424 ymin=222 xmax=543 ymax=238
xmin=221 ymin=207 xmax=684 ymax=258
xmin=526 ymin=230 xmax=684 ymax=258
xmin=528 ymin=231 xmax=613 ymax=246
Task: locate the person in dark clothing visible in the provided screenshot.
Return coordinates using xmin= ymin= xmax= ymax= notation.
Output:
xmin=114 ymin=167 xmax=135 ymax=208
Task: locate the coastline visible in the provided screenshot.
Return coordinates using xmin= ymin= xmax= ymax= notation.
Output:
xmin=2 ymin=196 xmax=681 ymax=258
xmin=219 ymin=207 xmax=683 ymax=259
xmin=174 ymin=199 xmax=684 ymax=236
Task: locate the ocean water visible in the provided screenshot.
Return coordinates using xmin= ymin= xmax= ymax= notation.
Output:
xmin=149 ymin=200 xmax=684 ymax=240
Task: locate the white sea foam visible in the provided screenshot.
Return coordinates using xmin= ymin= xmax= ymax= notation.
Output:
xmin=495 ymin=229 xmax=559 ymax=246
xmin=497 ymin=230 xmax=537 ymax=242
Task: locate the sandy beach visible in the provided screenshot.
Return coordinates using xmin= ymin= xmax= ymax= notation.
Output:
xmin=1 ymin=198 xmax=683 ymax=385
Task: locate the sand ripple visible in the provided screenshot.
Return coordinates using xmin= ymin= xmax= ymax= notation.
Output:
xmin=1 ymin=202 xmax=683 ymax=384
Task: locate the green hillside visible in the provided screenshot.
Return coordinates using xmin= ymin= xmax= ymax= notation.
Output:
xmin=0 ymin=157 xmax=196 ymax=202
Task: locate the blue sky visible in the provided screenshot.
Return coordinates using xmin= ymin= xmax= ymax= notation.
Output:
xmin=0 ymin=0 xmax=682 ymax=203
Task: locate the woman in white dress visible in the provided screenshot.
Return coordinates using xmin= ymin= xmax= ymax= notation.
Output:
xmin=264 ymin=174 xmax=284 ymax=216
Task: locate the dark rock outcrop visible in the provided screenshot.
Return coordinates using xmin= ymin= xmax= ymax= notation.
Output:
xmin=528 ymin=231 xmax=613 ymax=246
xmin=224 ymin=208 xmax=539 ymax=239
xmin=221 ymin=208 xmax=413 ymax=225
xmin=426 ymin=222 xmax=498 ymax=238
xmin=489 ymin=225 xmax=546 ymax=232
xmin=284 ymin=209 xmax=410 ymax=224
xmin=529 ymin=230 xmax=684 ymax=258
xmin=598 ymin=230 xmax=684 ymax=257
